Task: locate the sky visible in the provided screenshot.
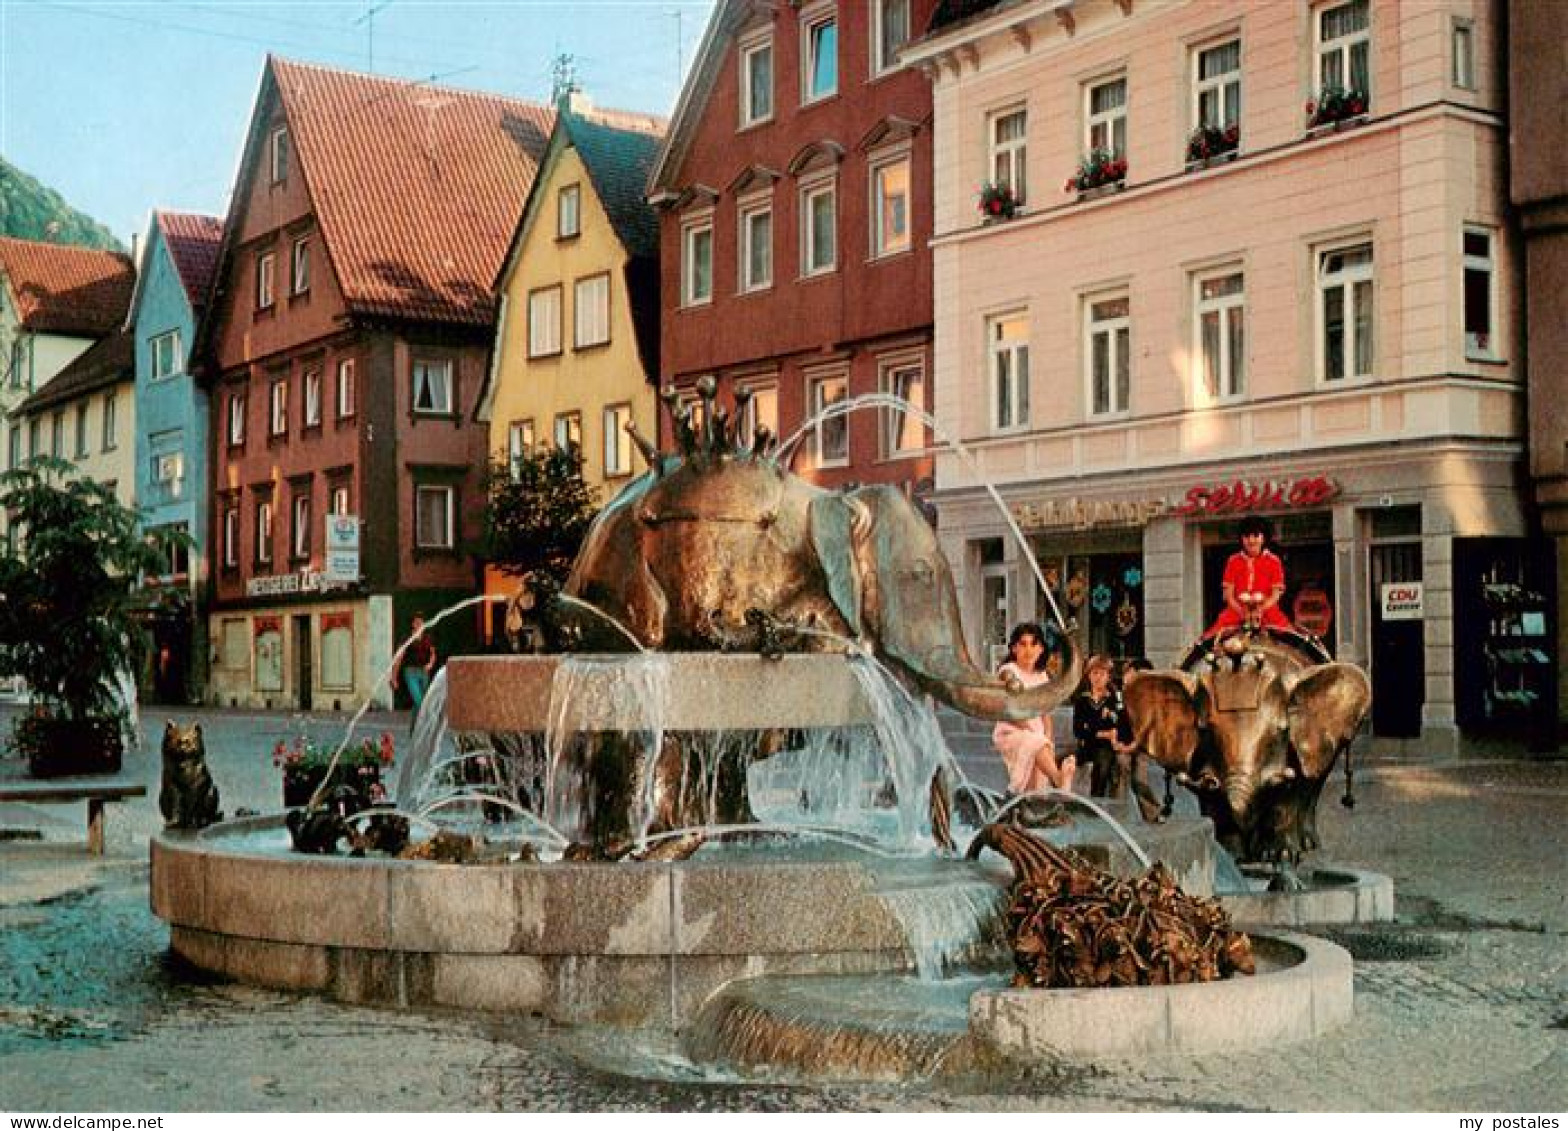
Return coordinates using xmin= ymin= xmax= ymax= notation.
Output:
xmin=0 ymin=0 xmax=717 ymax=247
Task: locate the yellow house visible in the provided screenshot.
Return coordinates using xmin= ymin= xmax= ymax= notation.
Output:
xmin=479 ymin=101 xmax=666 ymax=618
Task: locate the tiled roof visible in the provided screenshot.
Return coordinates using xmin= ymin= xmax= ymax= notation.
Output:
xmin=0 ymin=237 xmax=134 ymax=336
xmin=270 ymin=57 xmax=555 ymax=326
xmin=156 ymin=211 xmax=224 ymax=310
xmin=12 ymin=328 xmax=134 ymax=417
xmin=566 ymin=110 xmax=667 ymax=261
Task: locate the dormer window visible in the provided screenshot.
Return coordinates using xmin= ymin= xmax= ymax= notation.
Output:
xmin=557 ymin=184 xmax=581 ymax=239
xmin=270 ymin=126 xmax=289 ymax=184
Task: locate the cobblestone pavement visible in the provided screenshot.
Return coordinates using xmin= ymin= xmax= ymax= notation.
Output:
xmin=0 ymin=705 xmax=1564 ymax=1111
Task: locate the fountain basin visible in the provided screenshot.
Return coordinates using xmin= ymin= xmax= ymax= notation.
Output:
xmin=1219 ymin=866 xmax=1395 ymax=927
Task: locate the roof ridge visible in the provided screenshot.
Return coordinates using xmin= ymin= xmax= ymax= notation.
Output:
xmin=269 ymin=53 xmax=552 ymax=113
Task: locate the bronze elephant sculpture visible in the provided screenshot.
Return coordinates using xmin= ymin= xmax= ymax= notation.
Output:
xmin=531 ymin=379 xmax=1081 ymax=850
xmin=1123 ymin=628 xmax=1370 ymax=867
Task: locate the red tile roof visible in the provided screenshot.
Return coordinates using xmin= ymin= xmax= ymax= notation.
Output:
xmin=156 ymin=211 xmax=224 ymax=310
xmin=0 ymin=237 xmax=134 ymax=336
xmin=270 ymin=57 xmax=556 ymax=326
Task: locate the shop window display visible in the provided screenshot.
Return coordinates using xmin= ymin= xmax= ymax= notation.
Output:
xmin=1034 ymin=550 xmax=1146 ymax=666
xmin=1453 ymin=538 xmax=1556 ymax=739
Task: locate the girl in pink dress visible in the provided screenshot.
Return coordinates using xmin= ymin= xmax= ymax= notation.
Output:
xmin=991 ymin=622 xmax=1077 ymax=795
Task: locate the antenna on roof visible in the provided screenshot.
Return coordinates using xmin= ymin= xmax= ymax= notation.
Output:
xmin=353 ymin=1 xmax=393 ymax=73
xmin=550 ymin=52 xmax=579 ymax=108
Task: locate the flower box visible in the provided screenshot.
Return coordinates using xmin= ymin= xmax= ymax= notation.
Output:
xmin=1185 ymin=124 xmax=1240 ymax=167
xmin=1066 ymin=149 xmax=1127 ymax=196
xmin=977 ymin=181 xmax=1020 ymax=222
xmin=15 ymin=714 xmax=123 ymax=779
xmin=1305 ymin=85 xmax=1368 ymax=131
xmin=274 ymin=731 xmax=394 ymax=812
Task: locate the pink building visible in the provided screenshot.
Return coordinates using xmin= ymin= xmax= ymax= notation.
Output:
xmin=909 ymin=0 xmax=1525 ymax=753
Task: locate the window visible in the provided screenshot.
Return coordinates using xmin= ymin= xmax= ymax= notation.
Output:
xmin=336 ymin=359 xmax=356 ymax=418
xmin=801 ymin=177 xmax=837 ymax=276
xmin=50 ymin=411 xmax=64 ymax=457
xmin=557 ymin=184 xmax=581 ymax=239
xmin=412 ymin=358 xmax=453 ymax=414
xmin=303 ymin=368 xmax=321 ymax=427
xmin=1194 ymin=39 xmax=1241 ymax=131
xmin=74 ymin=404 xmax=88 ymax=457
xmin=151 ymin=522 xmax=191 ymax=579
xmin=101 ymin=392 xmax=117 ymax=450
xmin=1318 ymin=242 xmax=1374 ymax=381
xmin=1086 ymin=294 xmax=1131 ymax=416
xmin=269 ymin=378 xmax=288 ymax=436
xmin=739 ymin=198 xmax=773 ymax=292
xmin=270 ymin=126 xmax=289 ymax=183
xmin=871 ymin=155 xmax=910 ymax=257
xmin=528 ymin=286 xmax=563 ymax=357
xmin=1086 ymin=76 xmax=1127 ymax=158
xmin=28 ymin=419 xmax=40 ymax=459
xmin=1316 ymin=0 xmax=1370 ymax=98
xmin=507 ymin=418 xmax=535 ymax=478
xmin=223 ymin=505 xmax=239 ymax=569
xmin=603 ymin=403 xmax=633 ymax=477
xmin=807 ymin=372 xmax=848 ymax=467
xmin=153 ymin=451 xmax=185 ymax=500
xmin=292 ymin=492 xmax=311 ymax=560
xmin=1463 ymin=227 xmax=1497 ymax=358
xmin=291 ymin=238 xmax=311 ymax=296
xmin=988 ymin=312 xmax=1030 ymax=431
xmin=255 ymin=499 xmax=274 ymax=566
xmin=880 ymin=358 xmax=925 ymax=457
xmin=1452 ymin=20 xmax=1475 ymax=90
xmin=574 ymin=274 xmax=610 ymax=349
xmin=228 ymin=390 xmax=247 ymax=446
xmin=415 ymin=485 xmax=454 ymax=549
xmin=330 ymin=484 xmax=351 ymax=516
xmin=256 ymin=252 xmax=275 ymax=310
xmin=740 ymin=32 xmax=773 ymax=126
xmin=7 ymin=425 xmax=19 ymax=469
xmin=989 ymin=108 xmax=1028 ymax=204
xmin=553 ymin=411 xmax=582 ymax=454
xmin=682 ymin=219 xmax=713 ymax=306
xmin=738 ymin=382 xmax=778 ymax=448
xmin=151 ymin=330 xmax=181 ymax=379
xmin=802 ymin=6 xmax=838 ymax=103
xmin=1195 ymin=271 xmax=1245 ymax=400
xmin=874 ymin=0 xmax=911 ymax=75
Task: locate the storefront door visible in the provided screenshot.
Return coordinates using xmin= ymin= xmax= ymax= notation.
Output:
xmin=1369 ymin=542 xmax=1424 ymax=737
xmin=293 ymin=614 xmax=313 ymax=712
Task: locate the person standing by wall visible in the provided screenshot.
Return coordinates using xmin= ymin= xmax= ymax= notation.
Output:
xmin=394 ymin=614 xmax=438 ymax=715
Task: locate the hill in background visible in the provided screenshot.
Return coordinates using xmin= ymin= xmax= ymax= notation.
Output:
xmin=0 ymin=158 xmax=124 ymax=252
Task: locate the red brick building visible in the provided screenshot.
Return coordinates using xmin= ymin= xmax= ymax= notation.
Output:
xmin=196 ymin=57 xmax=554 ymax=709
xmin=648 ymin=0 xmax=936 ymax=495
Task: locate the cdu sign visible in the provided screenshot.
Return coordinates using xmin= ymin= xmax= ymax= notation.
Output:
xmin=1380 ymin=582 xmax=1424 ymax=621
xmin=324 ymin=514 xmax=360 ymax=583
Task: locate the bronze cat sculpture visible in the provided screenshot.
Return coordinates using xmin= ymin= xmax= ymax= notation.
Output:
xmin=159 ymin=721 xmax=222 ymax=830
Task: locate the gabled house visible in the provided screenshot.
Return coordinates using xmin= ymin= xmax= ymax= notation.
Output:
xmin=647 ymin=0 xmax=937 ymax=497
xmin=195 ymin=56 xmax=554 ymax=710
xmin=0 ymin=236 xmax=134 ymax=474
xmin=477 ymin=98 xmax=666 ymax=636
xmin=129 ymin=210 xmax=224 ymax=704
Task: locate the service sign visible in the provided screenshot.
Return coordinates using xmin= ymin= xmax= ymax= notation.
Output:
xmin=1380 ymin=582 xmax=1424 ymax=621
xmin=326 ymin=515 xmax=360 ymax=552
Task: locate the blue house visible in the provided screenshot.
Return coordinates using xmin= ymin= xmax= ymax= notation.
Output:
xmin=129 ymin=211 xmax=223 ymax=704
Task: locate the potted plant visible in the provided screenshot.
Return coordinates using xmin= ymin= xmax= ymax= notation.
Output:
xmin=274 ymin=730 xmax=395 ymax=813
xmin=1186 ymin=123 xmax=1240 ymax=165
xmin=1306 ymin=84 xmax=1367 ymax=130
xmin=1065 ymin=148 xmax=1128 ymax=195
xmin=0 ymin=459 xmax=174 ymax=777
xmin=976 ymin=180 xmax=1020 ymax=222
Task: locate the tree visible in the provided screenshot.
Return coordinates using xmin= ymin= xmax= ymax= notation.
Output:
xmin=480 ymin=447 xmax=599 ymax=585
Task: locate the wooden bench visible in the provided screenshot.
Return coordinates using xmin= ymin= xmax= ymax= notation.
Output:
xmin=0 ymin=777 xmax=147 ymax=854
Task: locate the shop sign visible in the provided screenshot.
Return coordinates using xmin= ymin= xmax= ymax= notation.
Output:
xmin=1012 ymin=497 xmax=1168 ymax=532
xmin=1171 ymin=475 xmax=1339 ymax=517
xmin=1292 ymin=585 xmax=1334 ymax=637
xmin=246 ymin=569 xmax=327 ymax=598
xmin=1380 ymin=582 xmax=1424 ymax=621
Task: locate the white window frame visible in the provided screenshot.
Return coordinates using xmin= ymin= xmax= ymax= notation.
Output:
xmin=553 ymin=411 xmax=582 ymax=454
xmin=291 ymin=237 xmax=310 ymax=296
xmin=412 ymin=358 xmax=454 ymax=415
xmin=1085 ymin=292 xmax=1131 ymax=418
xmin=800 ymin=3 xmax=838 ymax=105
xmin=50 ymin=411 xmax=64 ymax=458
xmin=603 ymin=403 xmax=633 ymax=477
xmin=737 ymin=379 xmax=779 ymax=448
xmin=302 ymin=368 xmax=321 ymax=427
xmin=269 ymin=378 xmax=288 ymax=436
xmin=873 ymin=0 xmax=911 ymax=76
xmin=1192 ymin=38 xmax=1242 ymax=131
xmin=682 ymin=216 xmax=714 ymax=307
xmin=415 ymin=485 xmax=455 ymax=550
xmin=270 ymin=126 xmax=288 ymax=183
xmin=101 ymin=392 xmax=117 ymax=451
xmin=738 ymin=195 xmax=774 ymax=293
xmin=223 ymin=505 xmax=239 ymax=569
xmin=557 ymin=183 xmax=581 ymax=239
xmin=800 ymin=173 xmax=837 ymax=278
xmin=1463 ymin=225 xmax=1499 ymax=360
xmin=528 ymin=286 xmax=563 ymax=358
xmin=1193 ymin=269 xmax=1246 ymax=403
xmin=573 ymin=273 xmax=610 ymax=349
xmin=151 ymin=329 xmax=181 ymax=380
xmin=988 ymin=311 xmax=1030 ymax=433
xmin=292 ymin=492 xmax=311 ymax=560
xmin=508 ymin=418 xmax=535 ymax=478
xmin=74 ymin=403 xmax=88 ymax=457
xmin=739 ymin=30 xmax=774 ymax=127
xmin=153 ymin=450 xmax=185 ymax=499
xmin=1451 ymin=19 xmax=1475 ymax=91
xmin=330 ymin=484 xmax=351 ymax=517
xmin=1316 ymin=240 xmax=1375 ymax=383
xmin=8 ymin=424 xmax=21 ymax=470
xmin=257 ymin=252 xmax=275 ymax=310
xmin=870 ymin=151 xmax=911 ymax=259
xmin=879 ymin=353 xmax=926 ymax=458
xmin=807 ymin=369 xmax=849 ymax=468
xmin=1315 ymin=0 xmax=1370 ymax=97
xmin=336 ymin=359 xmax=356 ymax=418
xmin=1085 ymin=75 xmax=1128 ymax=158
xmin=228 ymin=391 xmax=246 ymax=446
xmin=256 ymin=499 xmax=274 ymax=565
xmin=988 ymin=106 xmax=1028 ymax=204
